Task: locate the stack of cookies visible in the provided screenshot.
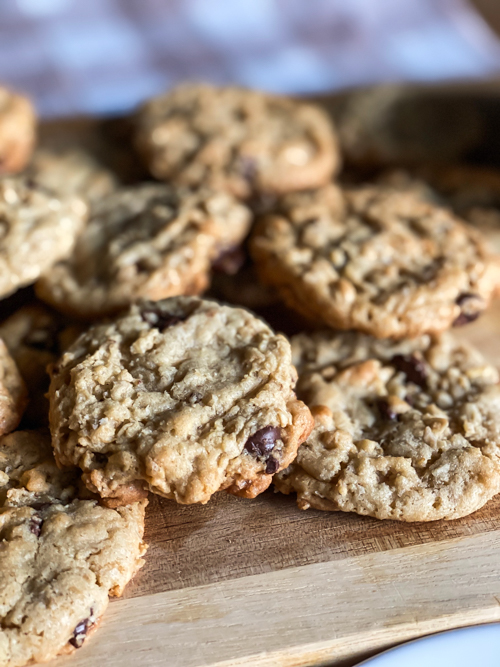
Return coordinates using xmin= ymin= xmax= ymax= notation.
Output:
xmin=1 ymin=81 xmax=500 ymax=666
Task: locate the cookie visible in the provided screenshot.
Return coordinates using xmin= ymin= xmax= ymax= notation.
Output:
xmin=0 ymin=303 xmax=82 ymax=426
xmin=0 ymin=430 xmax=147 ymax=667
xmin=333 ymin=84 xmax=482 ymax=170
xmin=48 ymin=297 xmax=313 ymax=506
xmin=134 ymin=83 xmax=339 ymax=199
xmin=0 ymin=87 xmax=36 ymax=174
xmin=0 ymin=339 xmax=27 ymax=436
xmin=276 ymin=331 xmax=500 ymax=521
xmin=36 ymin=184 xmax=251 ymax=319
xmin=377 ymin=166 xmax=500 ymax=254
xmin=209 ymin=258 xmax=315 ymax=337
xmin=250 ymin=184 xmax=500 ymax=338
xmin=0 ymin=175 xmax=88 ymax=299
xmin=27 ymin=148 xmax=117 ymax=205
xmin=418 ymin=165 xmax=500 ymax=254
xmin=38 ymin=115 xmax=149 ymax=185
xmin=209 ymin=246 xmax=280 ymax=311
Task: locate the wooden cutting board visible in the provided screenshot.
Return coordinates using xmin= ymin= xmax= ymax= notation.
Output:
xmin=43 ymin=260 xmax=500 ymax=667
xmin=42 ymin=91 xmax=500 ymax=667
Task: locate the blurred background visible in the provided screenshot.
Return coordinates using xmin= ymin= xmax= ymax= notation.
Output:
xmin=1 ymin=0 xmax=500 ymax=117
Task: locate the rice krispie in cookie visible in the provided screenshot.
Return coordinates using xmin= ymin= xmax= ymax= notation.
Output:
xmin=0 ymin=429 xmax=147 ymax=667
xmin=134 ymin=83 xmax=339 ymax=199
xmin=250 ymin=184 xmax=500 ymax=338
xmin=276 ymin=330 xmax=500 ymax=521
xmin=48 ymin=297 xmax=313 ymax=506
xmin=0 ymin=175 xmax=88 ymax=299
xmin=0 ymin=87 xmax=36 ymax=175
xmin=0 ymin=340 xmax=27 ymax=436
xmin=36 ymin=183 xmax=251 ymax=319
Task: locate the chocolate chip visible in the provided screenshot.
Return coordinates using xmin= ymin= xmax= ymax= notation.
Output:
xmin=239 ymin=155 xmax=258 ymax=182
xmin=405 ymin=394 xmax=415 ymax=407
xmin=453 ymin=312 xmax=480 ymax=326
xmin=376 ymin=398 xmax=398 ymax=421
xmin=453 ymin=293 xmax=483 ymax=327
xmin=245 ymin=426 xmax=281 ymax=458
xmin=391 ymin=354 xmax=428 ymax=388
xmin=212 ymin=246 xmax=246 ymax=275
xmin=187 ymin=391 xmax=202 ymax=405
xmin=141 ymin=308 xmax=185 ymax=331
xmin=69 ymin=616 xmax=93 ymax=649
xmin=248 ymin=192 xmax=278 ymax=215
xmin=456 ymin=292 xmax=480 ymax=306
xmin=265 ymin=457 xmax=279 ymax=474
xmin=29 ymin=515 xmax=43 ymax=537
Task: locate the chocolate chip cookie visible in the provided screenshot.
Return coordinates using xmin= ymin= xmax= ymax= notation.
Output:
xmin=0 ymin=339 xmax=27 ymax=436
xmin=0 ymin=86 xmax=36 ymax=174
xmin=388 ymin=165 xmax=500 ymax=254
xmin=276 ymin=330 xmax=500 ymax=521
xmin=48 ymin=297 xmax=313 ymax=506
xmin=134 ymin=83 xmax=339 ymax=199
xmin=36 ymin=184 xmax=251 ymax=319
xmin=0 ymin=429 xmax=147 ymax=667
xmin=0 ymin=175 xmax=88 ymax=299
xmin=334 ymin=84 xmax=482 ymax=170
xmin=27 ymin=148 xmax=117 ymax=205
xmin=250 ymin=184 xmax=500 ymax=338
xmin=0 ymin=303 xmax=82 ymax=426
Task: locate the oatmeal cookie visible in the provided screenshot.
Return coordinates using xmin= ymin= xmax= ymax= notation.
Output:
xmin=0 ymin=175 xmax=87 ymax=299
xmin=416 ymin=165 xmax=500 ymax=254
xmin=38 ymin=115 xmax=149 ymax=185
xmin=27 ymin=148 xmax=117 ymax=205
xmin=134 ymin=83 xmax=339 ymax=199
xmin=0 ymin=87 xmax=36 ymax=174
xmin=251 ymin=184 xmax=500 ymax=338
xmin=0 ymin=340 xmax=27 ymax=436
xmin=0 ymin=303 xmax=82 ymax=426
xmin=208 ymin=246 xmax=281 ymax=311
xmin=36 ymin=183 xmax=251 ymax=319
xmin=334 ymin=84 xmax=482 ymax=170
xmin=377 ymin=165 xmax=500 ymax=254
xmin=276 ymin=331 xmax=500 ymax=521
xmin=48 ymin=297 xmax=313 ymax=506
xmin=0 ymin=430 xmax=147 ymax=667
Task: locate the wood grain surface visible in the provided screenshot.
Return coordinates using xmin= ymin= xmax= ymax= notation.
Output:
xmin=125 ymin=483 xmax=500 ymax=600
xmin=51 ymin=531 xmax=500 ymax=667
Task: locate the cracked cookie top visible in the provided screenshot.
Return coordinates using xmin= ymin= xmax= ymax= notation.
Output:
xmin=26 ymin=148 xmax=117 ymax=206
xmin=36 ymin=183 xmax=251 ymax=319
xmin=0 ymin=429 xmax=147 ymax=667
xmin=134 ymin=83 xmax=339 ymax=199
xmin=251 ymin=184 xmax=500 ymax=338
xmin=276 ymin=330 xmax=500 ymax=521
xmin=0 ymin=175 xmax=87 ymax=299
xmin=48 ymin=296 xmax=312 ymax=506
